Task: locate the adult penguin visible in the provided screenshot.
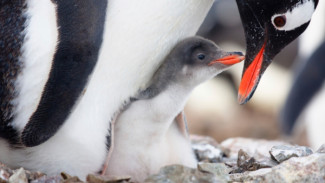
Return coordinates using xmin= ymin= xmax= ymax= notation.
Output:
xmin=0 ymin=0 xmax=319 ymax=179
xmin=236 ymin=0 xmax=319 ymax=104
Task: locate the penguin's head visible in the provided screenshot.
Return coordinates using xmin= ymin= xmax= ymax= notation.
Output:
xmin=236 ymin=0 xmax=319 ymax=104
xmin=137 ymin=37 xmax=244 ymax=100
xmin=171 ymin=37 xmax=244 ymax=84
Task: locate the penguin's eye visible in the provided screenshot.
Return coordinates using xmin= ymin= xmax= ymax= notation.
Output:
xmin=273 ymin=15 xmax=286 ymax=28
xmin=197 ymin=53 xmax=205 ymax=60
xmin=271 ymin=0 xmax=316 ymax=31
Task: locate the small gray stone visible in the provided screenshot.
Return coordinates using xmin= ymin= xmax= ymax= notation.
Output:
xmin=197 ymin=163 xmax=230 ymax=181
xmin=193 ymin=143 xmax=224 ymax=163
xmin=237 ymin=149 xmax=250 ymax=167
xmin=222 ymin=158 xmax=237 ymax=168
xmin=0 ymin=163 xmax=13 ymax=179
xmin=230 ymin=152 xmax=325 ymax=183
xmin=229 ymin=168 xmax=272 ymax=182
xmin=60 ymin=172 xmax=82 ymax=183
xmin=316 ymin=144 xmax=325 ymax=153
xmin=145 ymin=164 xmax=226 ymax=183
xmin=220 ymin=138 xmax=289 ymax=160
xmin=197 ymin=163 xmax=229 ymax=175
xmin=230 ymin=149 xmax=276 ymax=174
xmin=25 ymin=171 xmax=46 ymax=182
xmin=86 ymin=174 xmax=131 ymax=183
xmin=257 ymin=158 xmax=278 ymax=169
xmin=269 ymin=145 xmax=313 ymax=163
xmin=263 ymin=153 xmax=325 ymax=182
xmin=0 ymin=169 xmax=10 ymax=182
xmin=9 ymin=168 xmax=28 ymax=183
xmin=30 ymin=175 xmax=62 ymax=183
xmin=191 ymin=136 xmax=225 ymax=163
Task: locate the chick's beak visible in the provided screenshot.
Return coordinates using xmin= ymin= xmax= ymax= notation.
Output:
xmin=208 ymin=52 xmax=245 ymax=66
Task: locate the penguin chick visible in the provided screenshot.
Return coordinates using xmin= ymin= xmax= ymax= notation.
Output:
xmin=104 ymin=36 xmax=244 ymax=182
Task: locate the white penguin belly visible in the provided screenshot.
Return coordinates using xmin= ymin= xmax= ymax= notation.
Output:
xmin=107 ymin=123 xmax=197 ymax=183
xmin=106 ymin=90 xmax=197 ymax=182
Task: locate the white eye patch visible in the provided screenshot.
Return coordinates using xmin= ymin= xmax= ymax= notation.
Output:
xmin=271 ymin=0 xmax=316 ymax=31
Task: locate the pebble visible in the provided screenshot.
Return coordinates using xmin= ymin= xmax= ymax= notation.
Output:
xmin=191 ymin=135 xmax=226 ymax=163
xmin=269 ymin=145 xmax=313 ymax=163
xmin=8 ymin=168 xmax=28 ymax=183
xmin=316 ymin=144 xmax=325 ymax=153
xmin=86 ymin=174 xmax=131 ymax=183
xmin=197 ymin=163 xmax=230 ymax=182
xmin=145 ymin=164 xmax=226 ymax=183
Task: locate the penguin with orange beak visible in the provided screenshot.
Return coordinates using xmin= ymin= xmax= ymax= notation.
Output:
xmin=236 ymin=0 xmax=319 ymax=104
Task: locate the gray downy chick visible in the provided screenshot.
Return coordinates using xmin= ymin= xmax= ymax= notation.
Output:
xmin=104 ymin=36 xmax=244 ymax=182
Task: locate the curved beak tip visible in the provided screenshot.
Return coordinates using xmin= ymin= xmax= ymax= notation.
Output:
xmin=237 ymin=42 xmax=266 ymax=105
xmin=238 ymin=94 xmax=249 ymax=105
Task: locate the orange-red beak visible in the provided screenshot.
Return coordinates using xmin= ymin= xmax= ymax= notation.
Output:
xmin=208 ymin=53 xmax=245 ymax=66
xmin=238 ymin=43 xmax=266 ymax=104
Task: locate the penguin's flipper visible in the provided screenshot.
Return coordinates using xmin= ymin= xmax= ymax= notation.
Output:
xmin=175 ymin=111 xmax=189 ymax=138
xmin=21 ymin=0 xmax=108 ymax=147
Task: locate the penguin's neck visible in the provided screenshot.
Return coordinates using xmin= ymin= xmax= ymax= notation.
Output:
xmin=161 ymin=83 xmax=194 ymax=115
xmin=115 ymin=82 xmax=195 ymax=144
xmin=145 ymin=82 xmax=195 ymax=133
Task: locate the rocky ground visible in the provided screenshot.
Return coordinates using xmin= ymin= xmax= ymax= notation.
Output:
xmin=1 ymin=137 xmax=325 ymax=183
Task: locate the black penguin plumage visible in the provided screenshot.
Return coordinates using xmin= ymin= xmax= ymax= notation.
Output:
xmin=0 ymin=0 xmax=27 ymax=145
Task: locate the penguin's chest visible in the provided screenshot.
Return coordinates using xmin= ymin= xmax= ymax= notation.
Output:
xmin=106 ymin=88 xmax=198 ymax=181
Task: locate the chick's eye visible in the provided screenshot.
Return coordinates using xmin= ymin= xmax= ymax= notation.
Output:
xmin=197 ymin=53 xmax=205 ymax=60
xmin=273 ymin=15 xmax=286 ymax=27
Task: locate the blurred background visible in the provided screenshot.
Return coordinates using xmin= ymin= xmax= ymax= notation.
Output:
xmin=185 ymin=0 xmax=325 ymax=150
